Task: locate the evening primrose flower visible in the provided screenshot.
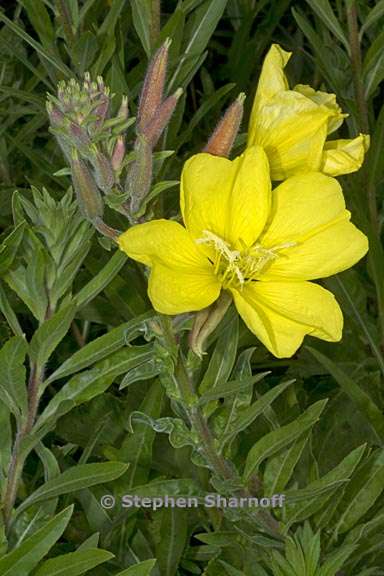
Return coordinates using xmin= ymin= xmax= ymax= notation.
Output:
xmin=248 ymin=44 xmax=369 ymax=180
xmin=118 ymin=146 xmax=368 ymax=358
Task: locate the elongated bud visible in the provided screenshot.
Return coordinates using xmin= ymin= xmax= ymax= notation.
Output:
xmin=112 ymin=136 xmax=126 ymax=172
xmin=125 ymin=136 xmax=153 ymax=216
xmin=143 ymin=88 xmax=183 ymax=147
xmin=189 ymin=292 xmax=232 ymax=358
xmin=71 ymin=150 xmax=104 ymax=221
xmin=137 ymin=38 xmax=171 ymax=132
xmin=204 ymin=93 xmax=245 ymax=157
xmin=90 ymin=147 xmax=115 ymax=193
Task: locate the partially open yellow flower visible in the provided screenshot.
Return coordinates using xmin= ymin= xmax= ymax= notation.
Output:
xmin=118 ymin=146 xmax=368 ymax=358
xmin=248 ymin=44 xmax=369 ymax=180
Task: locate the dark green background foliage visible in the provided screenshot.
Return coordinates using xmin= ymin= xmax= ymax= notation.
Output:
xmin=0 ymin=0 xmax=384 ymax=575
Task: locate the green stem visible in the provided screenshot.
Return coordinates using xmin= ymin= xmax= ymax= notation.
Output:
xmin=175 ymin=351 xmax=280 ymax=535
xmin=346 ymin=2 xmax=376 ymax=227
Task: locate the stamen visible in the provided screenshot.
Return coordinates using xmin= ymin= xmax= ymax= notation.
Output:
xmin=195 ymin=230 xmax=297 ymax=289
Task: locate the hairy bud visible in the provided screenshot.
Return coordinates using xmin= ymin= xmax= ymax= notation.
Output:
xmin=143 ymin=88 xmax=183 ymax=147
xmin=125 ymin=136 xmax=153 ymax=216
xmin=137 ymin=38 xmax=171 ymax=132
xmin=204 ymin=93 xmax=245 ymax=157
xmin=112 ymin=136 xmax=126 ymax=172
xmin=71 ymin=150 xmax=104 ymax=221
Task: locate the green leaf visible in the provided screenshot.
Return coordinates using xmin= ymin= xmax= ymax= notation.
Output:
xmin=199 ymin=314 xmax=238 ymax=417
xmin=74 ymin=250 xmax=127 ymax=309
xmin=219 ymin=380 xmax=294 ymax=450
xmin=0 ymin=221 xmax=26 ymax=276
xmin=318 ymin=544 xmax=356 ymax=576
xmin=115 ymin=559 xmax=157 ymax=576
xmin=304 ymin=0 xmax=349 ymax=50
xmin=45 ymin=312 xmax=154 ymax=384
xmin=33 ymin=548 xmax=114 ymax=576
xmin=0 ymin=506 xmax=73 ymax=576
xmin=168 ymin=0 xmax=228 ymax=90
xmin=130 ymin=0 xmax=152 ymax=57
xmin=243 ymin=400 xmax=327 ymax=481
xmin=156 ymin=507 xmax=188 ymax=576
xmin=120 ymin=381 xmax=164 ymax=488
xmin=263 ymin=433 xmax=309 ymax=495
xmin=283 ymin=444 xmax=366 ymax=532
xmin=16 ymin=462 xmax=128 ymax=517
xmin=29 ymin=303 xmax=76 ymax=369
xmin=0 ymin=12 xmax=71 ymax=78
xmin=0 ymin=335 xmax=28 ymax=420
xmin=307 ymin=346 xmax=384 ymax=441
xmin=333 ymin=448 xmax=384 ymax=536
xmin=37 ymin=345 xmax=156 ymax=428
xmin=360 ymin=0 xmax=384 ymax=37
xmin=199 ymin=373 xmax=269 ymax=404
xmin=0 ymin=283 xmax=23 ymax=336
xmin=19 ymin=0 xmax=56 ymax=52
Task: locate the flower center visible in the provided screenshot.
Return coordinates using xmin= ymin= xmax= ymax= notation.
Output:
xmin=196 ymin=230 xmax=296 ymax=289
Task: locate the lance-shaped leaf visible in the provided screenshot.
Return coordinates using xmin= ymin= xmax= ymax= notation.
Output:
xmin=0 ymin=506 xmax=73 ymax=576
xmin=243 ymin=400 xmax=327 ymax=481
xmin=45 ymin=311 xmax=154 ymax=384
xmin=15 ymin=462 xmax=128 ymax=517
xmin=116 ymin=559 xmax=157 ymax=576
xmin=29 ymin=303 xmax=76 ymax=370
xmin=33 ymin=548 xmax=114 ymax=576
xmin=0 ymin=335 xmax=28 ymax=421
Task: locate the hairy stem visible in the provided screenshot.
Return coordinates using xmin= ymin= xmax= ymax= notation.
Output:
xmin=2 ymin=363 xmax=44 ymax=532
xmin=175 ymin=351 xmax=280 ymax=535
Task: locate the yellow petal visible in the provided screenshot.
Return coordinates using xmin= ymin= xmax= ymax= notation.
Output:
xmin=232 ymin=281 xmax=343 ymax=358
xmin=261 ymin=172 xmax=346 ymax=246
xmin=260 ymin=172 xmax=369 ymax=280
xmin=294 ymin=84 xmax=346 ymax=133
xmin=248 ymin=44 xmax=291 ymax=143
xmin=118 ymin=220 xmax=221 ymax=313
xmin=148 ymin=263 xmax=221 ymax=314
xmin=321 ymin=134 xmax=370 ymax=176
xmin=118 ymin=219 xmax=207 ymax=268
xmin=180 ymin=146 xmax=271 ymax=249
xmin=249 ymin=91 xmax=331 ymax=179
xmin=263 ymin=218 xmax=368 ymax=281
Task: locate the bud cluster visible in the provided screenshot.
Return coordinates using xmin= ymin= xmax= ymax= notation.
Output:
xmin=47 ymin=39 xmax=182 ymax=231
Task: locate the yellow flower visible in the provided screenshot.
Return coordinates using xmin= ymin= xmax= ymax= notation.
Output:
xmin=248 ymin=44 xmax=369 ymax=180
xmin=118 ymin=146 xmax=368 ymax=358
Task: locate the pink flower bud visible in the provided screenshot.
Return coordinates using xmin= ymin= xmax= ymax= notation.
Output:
xmin=137 ymin=38 xmax=171 ymax=132
xmin=112 ymin=136 xmax=126 ymax=172
xmin=204 ymin=93 xmax=245 ymax=157
xmin=143 ymin=88 xmax=182 ymax=147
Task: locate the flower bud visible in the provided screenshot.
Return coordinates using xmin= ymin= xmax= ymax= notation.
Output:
xmin=71 ymin=150 xmax=104 ymax=221
xmin=46 ymin=102 xmax=65 ymax=128
xmin=189 ymin=292 xmax=232 ymax=358
xmin=204 ymin=93 xmax=245 ymax=157
xmin=69 ymin=122 xmax=91 ymax=149
xmin=90 ymin=147 xmax=115 ymax=194
xmin=112 ymin=136 xmax=126 ymax=172
xmin=118 ymin=96 xmax=129 ymax=122
xmin=125 ymin=136 xmax=153 ymax=216
xmin=137 ymin=38 xmax=171 ymax=132
xmin=143 ymin=88 xmax=182 ymax=147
